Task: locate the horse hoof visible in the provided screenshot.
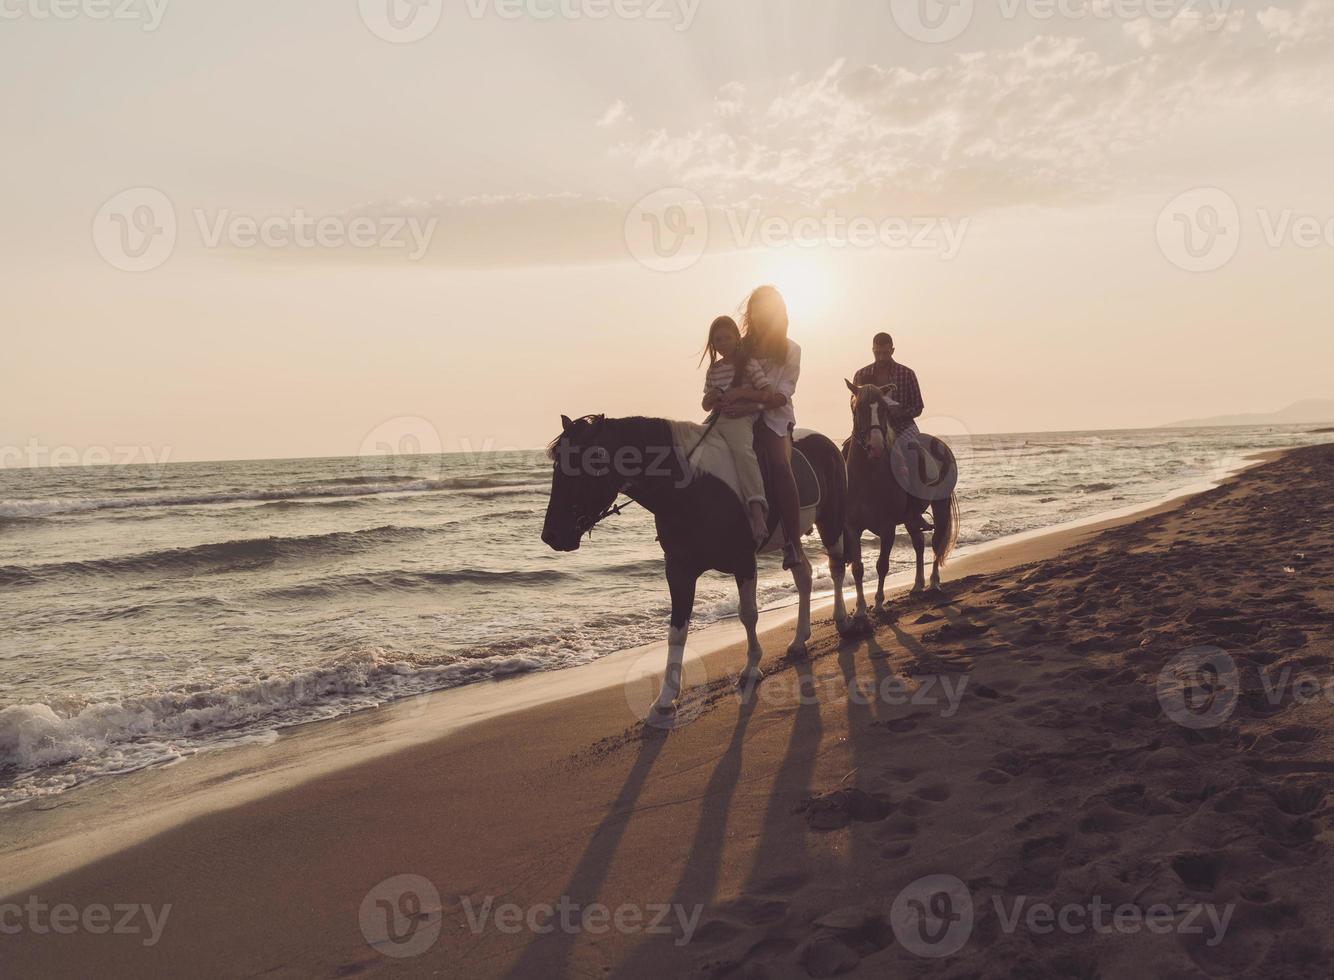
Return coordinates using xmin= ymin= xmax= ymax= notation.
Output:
xmin=647 ymin=703 xmax=678 ymax=729
xmin=910 ymin=583 xmax=925 ymax=595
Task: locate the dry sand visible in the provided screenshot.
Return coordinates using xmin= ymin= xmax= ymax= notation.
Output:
xmin=2 ymin=445 xmax=1330 ymax=979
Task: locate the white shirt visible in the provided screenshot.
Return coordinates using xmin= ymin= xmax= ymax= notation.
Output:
xmin=756 ymin=340 xmax=801 ymax=436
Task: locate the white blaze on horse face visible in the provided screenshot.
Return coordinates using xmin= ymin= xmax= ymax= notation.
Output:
xmin=869 ymin=400 xmax=887 ymax=459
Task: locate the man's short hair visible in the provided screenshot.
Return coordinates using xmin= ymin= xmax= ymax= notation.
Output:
xmin=873 ymin=332 xmax=894 ymax=347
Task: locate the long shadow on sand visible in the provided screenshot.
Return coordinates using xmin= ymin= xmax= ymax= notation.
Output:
xmin=502 ymin=729 xmax=668 ymax=979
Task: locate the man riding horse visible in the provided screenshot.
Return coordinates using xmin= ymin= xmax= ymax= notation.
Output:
xmin=851 ymin=332 xmax=932 ymax=534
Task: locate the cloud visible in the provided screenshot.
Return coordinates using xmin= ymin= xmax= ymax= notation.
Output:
xmin=612 ymin=4 xmax=1334 ymax=214
xmin=216 ymin=3 xmax=1334 ymax=268
xmin=596 ymin=99 xmax=634 ymax=128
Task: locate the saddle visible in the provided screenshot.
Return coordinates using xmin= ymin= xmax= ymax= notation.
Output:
xmin=665 ymin=418 xmax=819 ymax=551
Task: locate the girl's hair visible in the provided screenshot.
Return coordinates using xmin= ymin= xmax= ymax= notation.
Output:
xmin=700 ymin=315 xmax=741 ymax=367
xmin=740 ymin=285 xmax=790 ymax=363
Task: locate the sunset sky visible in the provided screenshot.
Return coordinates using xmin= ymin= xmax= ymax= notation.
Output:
xmin=4 ymin=0 xmax=1333 ymax=464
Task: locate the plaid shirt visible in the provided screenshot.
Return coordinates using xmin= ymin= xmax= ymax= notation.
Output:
xmin=853 ymin=360 xmax=924 ymax=435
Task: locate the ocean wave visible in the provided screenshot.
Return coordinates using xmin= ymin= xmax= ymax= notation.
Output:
xmin=0 ymin=515 xmax=49 ymax=531
xmin=0 ymin=525 xmax=432 ymax=588
xmin=0 ymin=647 xmax=566 ymax=798
xmin=296 ymin=474 xmax=426 ymax=487
xmin=257 ymin=497 xmax=371 ymax=511
xmin=0 ymin=476 xmax=544 ymax=519
xmin=600 ymin=558 xmax=667 ymax=578
xmin=257 ymin=566 xmax=571 ymax=600
xmin=458 ymin=485 xmax=547 ymax=500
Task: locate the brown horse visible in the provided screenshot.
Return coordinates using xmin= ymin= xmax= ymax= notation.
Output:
xmin=542 ymin=414 xmax=849 ymax=723
xmin=841 ymin=383 xmax=960 ymax=627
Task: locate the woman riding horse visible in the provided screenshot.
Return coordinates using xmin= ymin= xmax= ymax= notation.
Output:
xmin=727 ymin=286 xmax=807 ymax=572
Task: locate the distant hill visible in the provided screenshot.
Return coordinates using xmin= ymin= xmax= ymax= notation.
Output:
xmin=1164 ymin=399 xmax=1334 ymax=429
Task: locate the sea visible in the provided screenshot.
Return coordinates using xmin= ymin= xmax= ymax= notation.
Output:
xmin=1 ymin=424 xmax=1328 ymax=805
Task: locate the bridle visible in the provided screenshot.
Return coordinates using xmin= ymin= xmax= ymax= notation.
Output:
xmin=852 ymin=390 xmax=895 ymax=460
xmin=572 ymin=494 xmax=634 ymax=539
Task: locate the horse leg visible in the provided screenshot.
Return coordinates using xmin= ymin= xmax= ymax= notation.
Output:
xmin=828 ymin=532 xmax=851 ymax=636
xmin=874 ymin=533 xmax=893 ymax=611
xmin=908 ymin=523 xmax=927 ymax=594
xmin=929 ymin=495 xmax=954 ymax=592
xmin=735 ymin=572 xmax=764 ymax=686
xmin=788 ymin=549 xmax=813 ymax=659
xmin=848 ymin=530 xmax=869 ymax=627
xmin=651 ymin=559 xmax=696 ymax=724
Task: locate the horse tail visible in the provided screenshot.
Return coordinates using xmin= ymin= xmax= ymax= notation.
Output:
xmin=920 ymin=434 xmax=959 ymax=567
xmin=931 ymin=491 xmax=960 ymax=567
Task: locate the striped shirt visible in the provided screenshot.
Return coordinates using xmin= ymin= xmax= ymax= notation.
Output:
xmin=704 ymin=357 xmax=770 ymax=397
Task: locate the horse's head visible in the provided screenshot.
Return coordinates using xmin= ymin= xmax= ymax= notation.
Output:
xmin=846 ymin=380 xmax=898 ymax=461
xmin=542 ymin=414 xmax=623 ymax=552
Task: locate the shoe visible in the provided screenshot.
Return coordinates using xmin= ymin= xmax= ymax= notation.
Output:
xmin=906 ymin=513 xmax=934 ymax=534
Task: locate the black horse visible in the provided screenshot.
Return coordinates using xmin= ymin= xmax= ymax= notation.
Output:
xmin=542 ymin=414 xmax=849 ymax=723
xmin=842 ymin=382 xmax=960 ymax=623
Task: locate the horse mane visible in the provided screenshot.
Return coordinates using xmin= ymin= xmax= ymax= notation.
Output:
xmin=546 ymin=415 xmax=674 ymax=460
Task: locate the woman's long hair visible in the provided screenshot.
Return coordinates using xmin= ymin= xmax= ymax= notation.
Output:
xmin=740 ymin=285 xmax=790 ymax=363
xmin=699 ymin=315 xmax=741 ymax=367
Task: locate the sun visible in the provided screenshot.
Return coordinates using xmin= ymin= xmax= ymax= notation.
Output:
xmin=758 ymin=251 xmax=835 ymax=325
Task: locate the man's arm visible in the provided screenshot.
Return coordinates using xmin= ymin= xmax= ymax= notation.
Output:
xmin=891 ymin=368 xmax=924 ymax=424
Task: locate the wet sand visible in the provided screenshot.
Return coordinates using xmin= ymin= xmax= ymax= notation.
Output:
xmin=2 ymin=445 xmax=1330 ymax=978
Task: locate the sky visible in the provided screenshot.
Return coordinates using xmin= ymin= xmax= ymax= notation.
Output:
xmin=3 ymin=0 xmax=1333 ymax=465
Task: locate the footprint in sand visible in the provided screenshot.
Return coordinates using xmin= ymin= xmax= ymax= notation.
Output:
xmin=1170 ymin=850 xmax=1224 ymax=891
xmin=878 ymin=716 xmax=920 ymax=733
xmin=754 ymin=871 xmax=809 ymax=896
xmin=884 ymin=765 xmax=924 ymax=781
xmin=728 ymin=895 xmax=789 ymax=926
xmin=693 ymin=919 xmax=744 ymax=945
xmin=873 ymin=814 xmax=920 ymax=840
xmin=1268 ymin=782 xmax=1326 ymax=815
xmin=914 ymin=783 xmax=953 ymax=802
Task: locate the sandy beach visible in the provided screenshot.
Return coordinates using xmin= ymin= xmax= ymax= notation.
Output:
xmin=3 ymin=444 xmax=1331 ymax=979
